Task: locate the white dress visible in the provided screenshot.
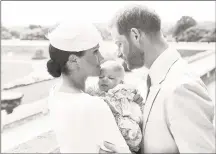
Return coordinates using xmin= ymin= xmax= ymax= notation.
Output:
xmin=48 ymin=83 xmax=129 ymax=153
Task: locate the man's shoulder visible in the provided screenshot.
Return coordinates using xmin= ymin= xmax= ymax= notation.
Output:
xmin=161 ymin=57 xmax=209 ymax=102
xmin=164 ymin=72 xmax=206 ymax=96
xmin=163 ymin=69 xmax=211 ymax=109
xmin=163 ymin=56 xmax=202 ymax=87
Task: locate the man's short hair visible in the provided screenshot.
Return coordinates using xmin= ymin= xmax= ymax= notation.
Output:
xmin=109 ymin=4 xmax=161 ymax=36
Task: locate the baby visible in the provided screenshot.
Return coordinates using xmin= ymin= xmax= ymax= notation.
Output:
xmin=86 ymin=60 xmax=143 ymax=153
xmin=98 ymin=60 xmax=125 ymax=93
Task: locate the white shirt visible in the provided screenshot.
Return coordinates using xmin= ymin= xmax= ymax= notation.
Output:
xmin=48 ymin=84 xmax=129 ymax=153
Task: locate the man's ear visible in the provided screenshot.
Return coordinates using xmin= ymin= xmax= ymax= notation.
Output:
xmin=68 ymin=54 xmax=80 ymax=70
xmin=129 ymin=28 xmax=141 ymax=45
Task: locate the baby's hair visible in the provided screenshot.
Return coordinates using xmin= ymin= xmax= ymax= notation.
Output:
xmin=101 ymin=60 xmax=125 ymax=78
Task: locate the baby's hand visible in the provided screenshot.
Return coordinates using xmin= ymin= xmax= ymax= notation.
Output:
xmin=129 ymin=102 xmax=142 ymax=124
xmin=112 ymin=84 xmax=144 ymax=105
xmin=132 ymin=89 xmax=144 ymax=106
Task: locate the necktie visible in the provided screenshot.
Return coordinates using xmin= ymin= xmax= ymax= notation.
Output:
xmin=146 ymin=74 xmax=151 ymax=101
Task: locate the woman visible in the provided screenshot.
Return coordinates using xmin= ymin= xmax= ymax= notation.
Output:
xmin=46 ymin=22 xmax=131 ymax=153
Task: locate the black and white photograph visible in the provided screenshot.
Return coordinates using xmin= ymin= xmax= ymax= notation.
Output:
xmin=1 ymin=1 xmax=216 ymax=153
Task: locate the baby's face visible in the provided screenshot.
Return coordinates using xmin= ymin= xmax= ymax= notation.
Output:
xmin=98 ymin=67 xmax=123 ymax=92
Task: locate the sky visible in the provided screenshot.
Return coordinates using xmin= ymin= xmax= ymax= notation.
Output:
xmin=2 ymin=1 xmax=215 ymax=27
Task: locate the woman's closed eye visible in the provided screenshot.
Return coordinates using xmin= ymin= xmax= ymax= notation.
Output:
xmin=99 ymin=76 xmax=104 ymax=79
xmin=94 ymin=49 xmax=99 ymax=54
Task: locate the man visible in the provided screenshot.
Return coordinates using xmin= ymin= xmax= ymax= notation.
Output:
xmin=101 ymin=4 xmax=215 ymax=153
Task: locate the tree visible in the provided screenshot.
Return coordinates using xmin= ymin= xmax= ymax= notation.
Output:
xmin=173 ymin=16 xmax=197 ymax=37
xmin=1 ymin=26 xmax=9 ymax=32
xmin=176 ymin=26 xmax=211 ymax=42
xmin=10 ymin=30 xmax=20 ymax=38
xmin=29 ymin=24 xmax=41 ymax=30
xmin=1 ymin=26 xmax=12 ymax=39
xmin=200 ymin=28 xmax=216 ymax=42
xmin=2 ymin=31 xmax=12 ymax=39
xmin=20 ymin=28 xmax=47 ymax=40
xmin=94 ymin=23 xmax=112 ymax=41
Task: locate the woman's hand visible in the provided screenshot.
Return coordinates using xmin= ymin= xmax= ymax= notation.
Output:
xmin=99 ymin=141 xmax=131 ymax=154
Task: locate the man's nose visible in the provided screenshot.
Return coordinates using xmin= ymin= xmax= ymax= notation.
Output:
xmin=122 ymin=55 xmax=127 ymax=61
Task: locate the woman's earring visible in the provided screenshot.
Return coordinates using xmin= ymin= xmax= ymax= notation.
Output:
xmin=69 ymin=55 xmax=77 ymax=63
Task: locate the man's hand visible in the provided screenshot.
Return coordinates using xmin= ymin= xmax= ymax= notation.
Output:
xmin=99 ymin=141 xmax=131 ymax=154
xmin=132 ymin=89 xmax=144 ymax=105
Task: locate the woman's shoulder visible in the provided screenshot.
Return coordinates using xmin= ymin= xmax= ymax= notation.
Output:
xmin=48 ymin=79 xmax=63 ymax=97
xmin=79 ymin=94 xmax=109 ymax=112
xmin=63 ymin=93 xmax=109 ymax=110
xmin=89 ymin=95 xmax=109 ymax=108
xmin=48 ymin=93 xmax=109 ymax=114
xmin=84 ymin=95 xmax=116 ymax=116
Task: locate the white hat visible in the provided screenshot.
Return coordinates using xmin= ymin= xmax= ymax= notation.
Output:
xmin=47 ymin=21 xmax=103 ymax=52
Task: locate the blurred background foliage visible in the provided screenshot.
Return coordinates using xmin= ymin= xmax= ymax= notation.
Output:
xmin=1 ymin=16 xmax=215 ymax=42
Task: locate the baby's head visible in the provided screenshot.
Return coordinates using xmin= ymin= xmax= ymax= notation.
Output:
xmin=98 ymin=60 xmax=125 ymax=92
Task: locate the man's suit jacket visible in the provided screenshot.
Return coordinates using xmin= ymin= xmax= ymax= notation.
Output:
xmin=141 ymin=47 xmax=215 ymax=153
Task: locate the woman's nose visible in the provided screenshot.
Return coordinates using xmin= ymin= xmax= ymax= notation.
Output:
xmin=117 ymin=50 xmax=123 ymax=58
xmin=98 ymin=52 xmax=105 ymax=64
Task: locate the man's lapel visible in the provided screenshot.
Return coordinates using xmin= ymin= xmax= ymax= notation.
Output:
xmin=142 ymin=84 xmax=161 ymax=134
xmin=142 ymin=47 xmax=181 ymax=135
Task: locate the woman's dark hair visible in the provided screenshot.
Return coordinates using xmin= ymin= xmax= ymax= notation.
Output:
xmin=47 ymin=44 xmax=85 ymax=77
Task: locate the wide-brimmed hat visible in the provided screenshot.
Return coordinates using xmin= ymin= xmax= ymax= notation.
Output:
xmin=47 ymin=21 xmax=102 ymax=52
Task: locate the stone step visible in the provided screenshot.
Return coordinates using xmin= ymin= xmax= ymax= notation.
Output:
xmin=186 ymin=50 xmax=215 ymax=63
xmin=1 ymin=98 xmax=49 ymax=132
xmin=2 ymin=114 xmax=52 ymax=153
xmin=189 ymin=53 xmax=215 ymax=77
xmin=4 ymin=130 xmax=58 ymax=153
